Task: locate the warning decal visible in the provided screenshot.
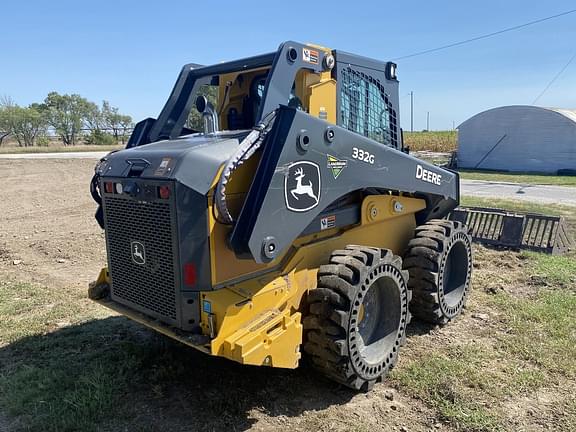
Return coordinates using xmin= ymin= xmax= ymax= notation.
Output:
xmin=154 ymin=157 xmax=174 ymax=176
xmin=320 ymin=215 xmax=336 ymax=230
xmin=303 ymin=48 xmax=319 ymax=65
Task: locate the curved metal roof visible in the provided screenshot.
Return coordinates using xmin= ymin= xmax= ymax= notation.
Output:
xmin=549 ymin=108 xmax=576 ymax=123
xmin=457 ymin=105 xmax=576 ymax=173
xmin=459 ymin=105 xmax=576 ymax=129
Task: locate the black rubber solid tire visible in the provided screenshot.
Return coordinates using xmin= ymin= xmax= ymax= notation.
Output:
xmin=403 ymin=219 xmax=473 ymax=325
xmin=303 ymin=245 xmax=411 ymax=391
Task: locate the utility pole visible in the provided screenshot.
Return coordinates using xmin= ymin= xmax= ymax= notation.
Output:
xmin=426 ymin=111 xmax=430 ymax=131
xmin=410 ymin=91 xmax=414 ymax=132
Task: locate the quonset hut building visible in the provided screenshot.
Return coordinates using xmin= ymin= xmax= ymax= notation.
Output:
xmin=457 ymin=105 xmax=576 ymax=174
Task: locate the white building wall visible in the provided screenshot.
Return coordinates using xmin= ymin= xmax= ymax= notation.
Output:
xmin=457 ymin=106 xmax=576 ymax=173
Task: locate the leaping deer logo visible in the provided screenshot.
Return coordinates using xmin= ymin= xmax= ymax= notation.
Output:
xmin=131 ymin=241 xmax=146 ymax=265
xmin=291 ymin=167 xmax=319 ymax=203
xmin=284 ymin=161 xmax=321 ymax=212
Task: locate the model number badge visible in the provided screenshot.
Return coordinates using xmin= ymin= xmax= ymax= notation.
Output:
xmin=352 ymin=147 xmax=375 ymax=164
xmin=416 ymin=164 xmax=442 ymax=186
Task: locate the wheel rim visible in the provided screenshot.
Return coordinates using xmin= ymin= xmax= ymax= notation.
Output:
xmin=358 ymin=275 xmax=401 ymax=365
xmin=442 ymin=240 xmax=469 ymax=308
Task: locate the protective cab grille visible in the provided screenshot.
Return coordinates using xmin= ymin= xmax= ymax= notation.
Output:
xmin=103 ymin=190 xmax=178 ymax=323
xmin=340 ymin=67 xmax=399 ymax=148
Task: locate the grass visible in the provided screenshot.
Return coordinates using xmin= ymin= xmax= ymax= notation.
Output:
xmin=460 ymin=196 xmax=576 ymax=228
xmin=0 ymin=144 xmax=122 ymax=154
xmin=459 ymin=170 xmax=576 ymax=187
xmin=488 ymin=287 xmax=576 ymax=378
xmin=391 ymin=198 xmax=576 ymax=431
xmin=526 ymin=252 xmax=576 ymax=287
xmin=0 ymin=280 xmax=353 ymax=432
xmin=0 ymin=280 xmax=140 ymax=432
xmin=392 ymin=250 xmax=576 ymax=431
xmin=404 ymin=130 xmax=457 ymax=153
xmin=392 ymin=345 xmax=504 ymax=431
xmin=4 ymin=249 xmax=576 ymax=432
xmin=1 ymin=198 xmax=575 ymax=431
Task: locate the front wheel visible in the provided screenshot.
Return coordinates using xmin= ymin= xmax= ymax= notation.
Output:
xmin=303 ymin=245 xmax=411 ymax=391
xmin=403 ymin=220 xmax=473 ymax=324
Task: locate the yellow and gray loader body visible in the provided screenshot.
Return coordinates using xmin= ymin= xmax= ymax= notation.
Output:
xmin=90 ymin=41 xmax=472 ymax=390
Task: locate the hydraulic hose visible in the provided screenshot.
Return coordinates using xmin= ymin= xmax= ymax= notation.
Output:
xmin=214 ymin=110 xmax=277 ymax=224
xmin=90 ymin=152 xmax=117 ymax=229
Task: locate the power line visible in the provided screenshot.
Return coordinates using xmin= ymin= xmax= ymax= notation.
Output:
xmin=532 ymin=50 xmax=576 ymax=105
xmin=393 ymin=9 xmax=576 ymax=61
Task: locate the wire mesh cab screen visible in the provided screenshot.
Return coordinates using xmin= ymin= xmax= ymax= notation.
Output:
xmin=340 ymin=68 xmax=399 ymax=148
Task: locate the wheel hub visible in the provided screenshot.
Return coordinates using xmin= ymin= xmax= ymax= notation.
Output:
xmin=357 ymin=275 xmax=402 ymax=365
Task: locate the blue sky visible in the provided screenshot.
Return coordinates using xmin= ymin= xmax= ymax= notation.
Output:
xmin=1 ymin=1 xmax=574 ymax=131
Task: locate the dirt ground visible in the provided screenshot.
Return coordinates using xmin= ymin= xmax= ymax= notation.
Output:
xmin=0 ymin=159 xmax=444 ymax=431
xmin=0 ymin=159 xmax=574 ymax=432
xmin=0 ymin=159 xmax=106 ymax=288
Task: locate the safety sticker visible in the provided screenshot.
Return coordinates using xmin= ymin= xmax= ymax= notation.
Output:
xmin=154 ymin=157 xmax=174 ymax=176
xmin=203 ymin=300 xmax=212 ymax=314
xmin=327 ymin=155 xmax=348 ymax=179
xmin=320 ymin=215 xmax=336 ymax=230
xmin=303 ymin=48 xmax=319 ymax=65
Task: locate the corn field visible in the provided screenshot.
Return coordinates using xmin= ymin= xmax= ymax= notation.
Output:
xmin=403 ymin=131 xmax=457 ymax=152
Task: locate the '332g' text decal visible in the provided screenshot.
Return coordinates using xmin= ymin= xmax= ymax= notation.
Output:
xmin=352 ymin=147 xmax=375 ymax=164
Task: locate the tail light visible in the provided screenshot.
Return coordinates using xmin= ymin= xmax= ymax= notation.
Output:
xmin=183 ymin=263 xmax=196 ymax=286
xmin=158 ymin=185 xmax=171 ymax=199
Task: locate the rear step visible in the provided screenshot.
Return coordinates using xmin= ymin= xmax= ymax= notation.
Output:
xmin=450 ymin=206 xmax=574 ymax=255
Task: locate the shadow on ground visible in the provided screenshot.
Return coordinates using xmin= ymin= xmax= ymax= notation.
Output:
xmin=0 ymin=316 xmax=357 ymax=432
xmin=405 ymin=319 xmax=436 ymax=337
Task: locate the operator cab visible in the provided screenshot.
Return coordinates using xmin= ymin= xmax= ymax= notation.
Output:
xmin=184 ymin=67 xmax=321 ymax=136
xmin=127 ymin=41 xmax=401 ymax=151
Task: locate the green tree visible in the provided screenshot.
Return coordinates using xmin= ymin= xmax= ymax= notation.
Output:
xmin=0 ymin=97 xmax=47 ymax=147
xmin=0 ymin=109 xmax=9 ymax=146
xmin=42 ymin=92 xmax=93 ymax=146
xmin=0 ymin=96 xmax=15 ymax=146
xmin=85 ymin=101 xmax=103 ymax=133
xmin=102 ymin=101 xmax=133 ymax=144
xmin=83 ymin=101 xmax=114 ymax=145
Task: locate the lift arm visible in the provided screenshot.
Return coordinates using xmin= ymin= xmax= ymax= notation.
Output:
xmin=230 ymin=106 xmax=460 ymax=263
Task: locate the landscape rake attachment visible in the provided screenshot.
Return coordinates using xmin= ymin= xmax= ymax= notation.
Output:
xmin=450 ymin=206 xmax=573 ymax=254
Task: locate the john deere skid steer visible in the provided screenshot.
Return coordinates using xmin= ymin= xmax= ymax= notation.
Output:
xmin=89 ymin=41 xmax=472 ymax=391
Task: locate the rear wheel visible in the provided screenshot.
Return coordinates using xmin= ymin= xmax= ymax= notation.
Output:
xmin=403 ymin=220 xmax=472 ymax=324
xmin=303 ymin=246 xmax=410 ymax=391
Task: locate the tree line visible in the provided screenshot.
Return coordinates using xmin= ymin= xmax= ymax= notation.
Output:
xmin=0 ymin=93 xmax=133 ymax=147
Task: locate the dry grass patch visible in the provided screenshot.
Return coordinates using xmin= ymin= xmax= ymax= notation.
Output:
xmin=459 ymin=171 xmax=576 ymax=187
xmin=0 ymin=145 xmax=121 ymax=154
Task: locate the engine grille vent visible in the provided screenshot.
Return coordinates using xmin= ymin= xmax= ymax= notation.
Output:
xmin=104 ymin=194 xmax=178 ymax=323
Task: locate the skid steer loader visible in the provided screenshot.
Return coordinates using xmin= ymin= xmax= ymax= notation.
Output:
xmin=89 ymin=41 xmax=472 ymax=391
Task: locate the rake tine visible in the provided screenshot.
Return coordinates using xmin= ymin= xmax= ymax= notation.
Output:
xmin=450 ymin=206 xmax=573 ymax=255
